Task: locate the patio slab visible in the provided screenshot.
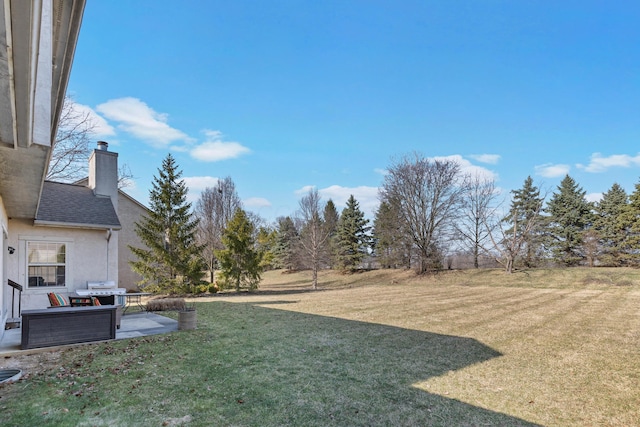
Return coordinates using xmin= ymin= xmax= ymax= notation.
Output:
xmin=0 ymin=312 xmax=178 ymax=356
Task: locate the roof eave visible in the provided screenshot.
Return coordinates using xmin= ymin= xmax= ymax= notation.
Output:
xmin=33 ymin=220 xmax=122 ymax=230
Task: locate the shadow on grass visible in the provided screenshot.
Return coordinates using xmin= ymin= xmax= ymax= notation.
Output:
xmin=0 ymin=300 xmax=541 ymax=426
xmin=192 ymin=301 xmax=541 ymax=426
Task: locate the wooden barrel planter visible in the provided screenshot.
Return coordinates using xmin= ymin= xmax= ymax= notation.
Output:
xmin=178 ymin=309 xmax=197 ymax=330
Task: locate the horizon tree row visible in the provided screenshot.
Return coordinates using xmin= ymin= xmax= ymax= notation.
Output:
xmin=191 ymin=151 xmax=640 ymax=279
xmin=373 ymin=152 xmax=640 ymax=273
xmin=130 ymin=153 xmax=640 ymax=294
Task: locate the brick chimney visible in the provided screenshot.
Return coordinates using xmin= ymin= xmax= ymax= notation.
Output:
xmin=88 ymin=141 xmax=118 ymax=212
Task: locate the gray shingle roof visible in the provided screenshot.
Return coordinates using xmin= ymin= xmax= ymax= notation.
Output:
xmin=35 ymin=181 xmax=121 ymax=229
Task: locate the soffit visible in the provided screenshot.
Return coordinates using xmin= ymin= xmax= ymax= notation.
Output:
xmin=0 ymin=0 xmax=86 ymax=219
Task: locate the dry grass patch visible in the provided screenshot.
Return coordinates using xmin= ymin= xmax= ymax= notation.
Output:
xmin=248 ymin=268 xmax=640 ymax=426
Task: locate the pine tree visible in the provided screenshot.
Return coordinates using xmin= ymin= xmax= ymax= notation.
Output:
xmin=273 ymin=216 xmax=299 ymax=271
xmin=256 ymin=226 xmax=277 ymax=270
xmin=617 ymin=181 xmax=640 ymax=266
xmin=544 ymin=175 xmax=594 ymax=266
xmin=373 ymin=200 xmax=410 ymax=268
xmin=215 ymin=208 xmax=263 ymax=291
xmin=504 ymin=176 xmax=545 ymax=268
xmin=129 ymin=154 xmax=205 ymax=293
xmin=323 ymin=199 xmax=339 ymax=268
xmin=594 ymin=183 xmax=628 ymax=266
xmin=333 ymin=195 xmax=371 ymax=271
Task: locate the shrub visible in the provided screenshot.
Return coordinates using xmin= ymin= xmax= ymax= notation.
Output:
xmin=146 ymin=298 xmax=186 ymax=312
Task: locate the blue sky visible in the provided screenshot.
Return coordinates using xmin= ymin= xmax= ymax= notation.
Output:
xmin=67 ymin=1 xmax=640 ymax=222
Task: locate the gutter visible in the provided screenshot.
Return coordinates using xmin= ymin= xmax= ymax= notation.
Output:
xmin=33 ymin=220 xmax=122 ymax=230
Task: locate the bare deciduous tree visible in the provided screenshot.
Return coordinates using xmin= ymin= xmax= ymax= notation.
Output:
xmin=380 ymin=153 xmax=466 ymax=274
xmin=48 ymin=96 xmax=95 ymax=182
xmin=297 ymin=188 xmax=331 ymax=289
xmin=456 ymin=174 xmax=499 ymax=268
xmin=49 ymin=96 xmax=134 ymax=187
xmin=581 ymin=229 xmax=600 ymax=268
xmin=194 ymin=177 xmax=242 ymax=282
xmin=486 ymin=194 xmax=544 ymax=273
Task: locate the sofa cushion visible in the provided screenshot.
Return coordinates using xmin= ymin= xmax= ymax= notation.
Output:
xmin=48 ymin=292 xmax=69 ymax=307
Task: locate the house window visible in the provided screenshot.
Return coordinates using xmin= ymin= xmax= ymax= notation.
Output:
xmin=27 ymin=242 xmax=66 ymax=287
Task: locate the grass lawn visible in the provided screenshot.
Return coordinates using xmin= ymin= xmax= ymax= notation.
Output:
xmin=1 ymin=268 xmax=639 ymax=426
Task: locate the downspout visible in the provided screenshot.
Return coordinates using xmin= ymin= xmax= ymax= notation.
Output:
xmin=106 ymin=228 xmax=112 ymax=280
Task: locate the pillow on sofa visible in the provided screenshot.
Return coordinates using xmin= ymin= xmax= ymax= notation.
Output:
xmin=48 ymin=292 xmax=69 ymax=307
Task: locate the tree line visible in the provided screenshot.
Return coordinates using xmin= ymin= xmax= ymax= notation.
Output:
xmin=129 ymin=152 xmax=640 ymax=293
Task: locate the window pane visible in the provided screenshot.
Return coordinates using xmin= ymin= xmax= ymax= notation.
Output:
xmin=56 ymin=266 xmax=66 ymax=286
xmin=57 ymin=245 xmax=66 ymax=263
xmin=28 ymin=242 xmax=65 ymax=263
xmin=28 ymin=266 xmax=59 ymax=287
xmin=27 ymin=242 xmax=67 ymax=287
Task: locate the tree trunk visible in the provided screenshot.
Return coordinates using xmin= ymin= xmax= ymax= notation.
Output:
xmin=473 ymin=244 xmax=479 ymax=268
xmin=505 ymin=257 xmax=513 ymax=274
xmin=311 ymin=264 xmax=318 ymax=290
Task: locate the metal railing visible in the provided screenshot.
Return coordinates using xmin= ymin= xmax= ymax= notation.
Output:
xmin=7 ymin=279 xmax=22 ymax=319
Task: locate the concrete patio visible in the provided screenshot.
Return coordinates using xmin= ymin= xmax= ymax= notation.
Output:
xmin=0 ymin=311 xmax=178 ymax=357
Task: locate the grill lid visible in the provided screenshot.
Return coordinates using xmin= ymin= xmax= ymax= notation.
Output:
xmin=87 ymin=280 xmax=117 ymax=290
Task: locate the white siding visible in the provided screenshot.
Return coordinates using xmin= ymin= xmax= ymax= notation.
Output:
xmin=7 ymin=219 xmax=117 ymax=310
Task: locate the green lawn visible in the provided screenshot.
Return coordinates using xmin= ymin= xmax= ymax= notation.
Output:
xmin=1 ymin=268 xmax=639 ymax=426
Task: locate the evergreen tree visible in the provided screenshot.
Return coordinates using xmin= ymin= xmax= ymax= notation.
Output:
xmin=617 ymin=181 xmax=640 ymax=266
xmin=273 ymin=216 xmax=300 ymax=271
xmin=256 ymin=225 xmax=277 ymax=270
xmin=215 ymin=208 xmax=263 ymax=291
xmin=372 ymin=200 xmax=409 ymax=268
xmin=333 ymin=195 xmax=371 ymax=271
xmin=544 ymin=175 xmax=594 ymax=266
xmin=323 ymin=199 xmax=339 ymax=267
xmin=593 ymin=183 xmax=628 ymax=266
xmin=129 ymin=154 xmax=205 ymax=293
xmin=504 ymin=176 xmax=545 ymax=268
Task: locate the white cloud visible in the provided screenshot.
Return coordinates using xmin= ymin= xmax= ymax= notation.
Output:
xmin=294 ymin=185 xmax=316 ymax=196
xmin=577 ymin=152 xmax=640 ymax=173
xmin=69 ymin=102 xmax=116 ymax=137
xmin=244 ymin=197 xmax=272 ymax=208
xmin=586 ymin=192 xmax=603 ymax=203
xmin=535 ymin=163 xmax=570 ymax=178
xmin=374 ymin=168 xmax=388 ymax=176
xmin=96 ymin=97 xmax=190 ymax=148
xmin=182 ymin=176 xmax=221 ymax=203
xmin=431 ymin=154 xmax=498 ymax=181
xmin=190 ymin=129 xmax=251 ymax=162
xmin=183 ymin=176 xmax=221 ymax=191
xmin=469 ymin=153 xmax=501 ymax=164
xmin=190 ymin=141 xmax=250 ymax=161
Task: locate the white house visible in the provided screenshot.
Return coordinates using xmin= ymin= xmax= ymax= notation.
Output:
xmin=8 ymin=142 xmax=125 ymax=311
xmin=1 ymin=0 xmax=87 ymax=335
xmin=0 ymin=1 xmax=151 ymax=340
